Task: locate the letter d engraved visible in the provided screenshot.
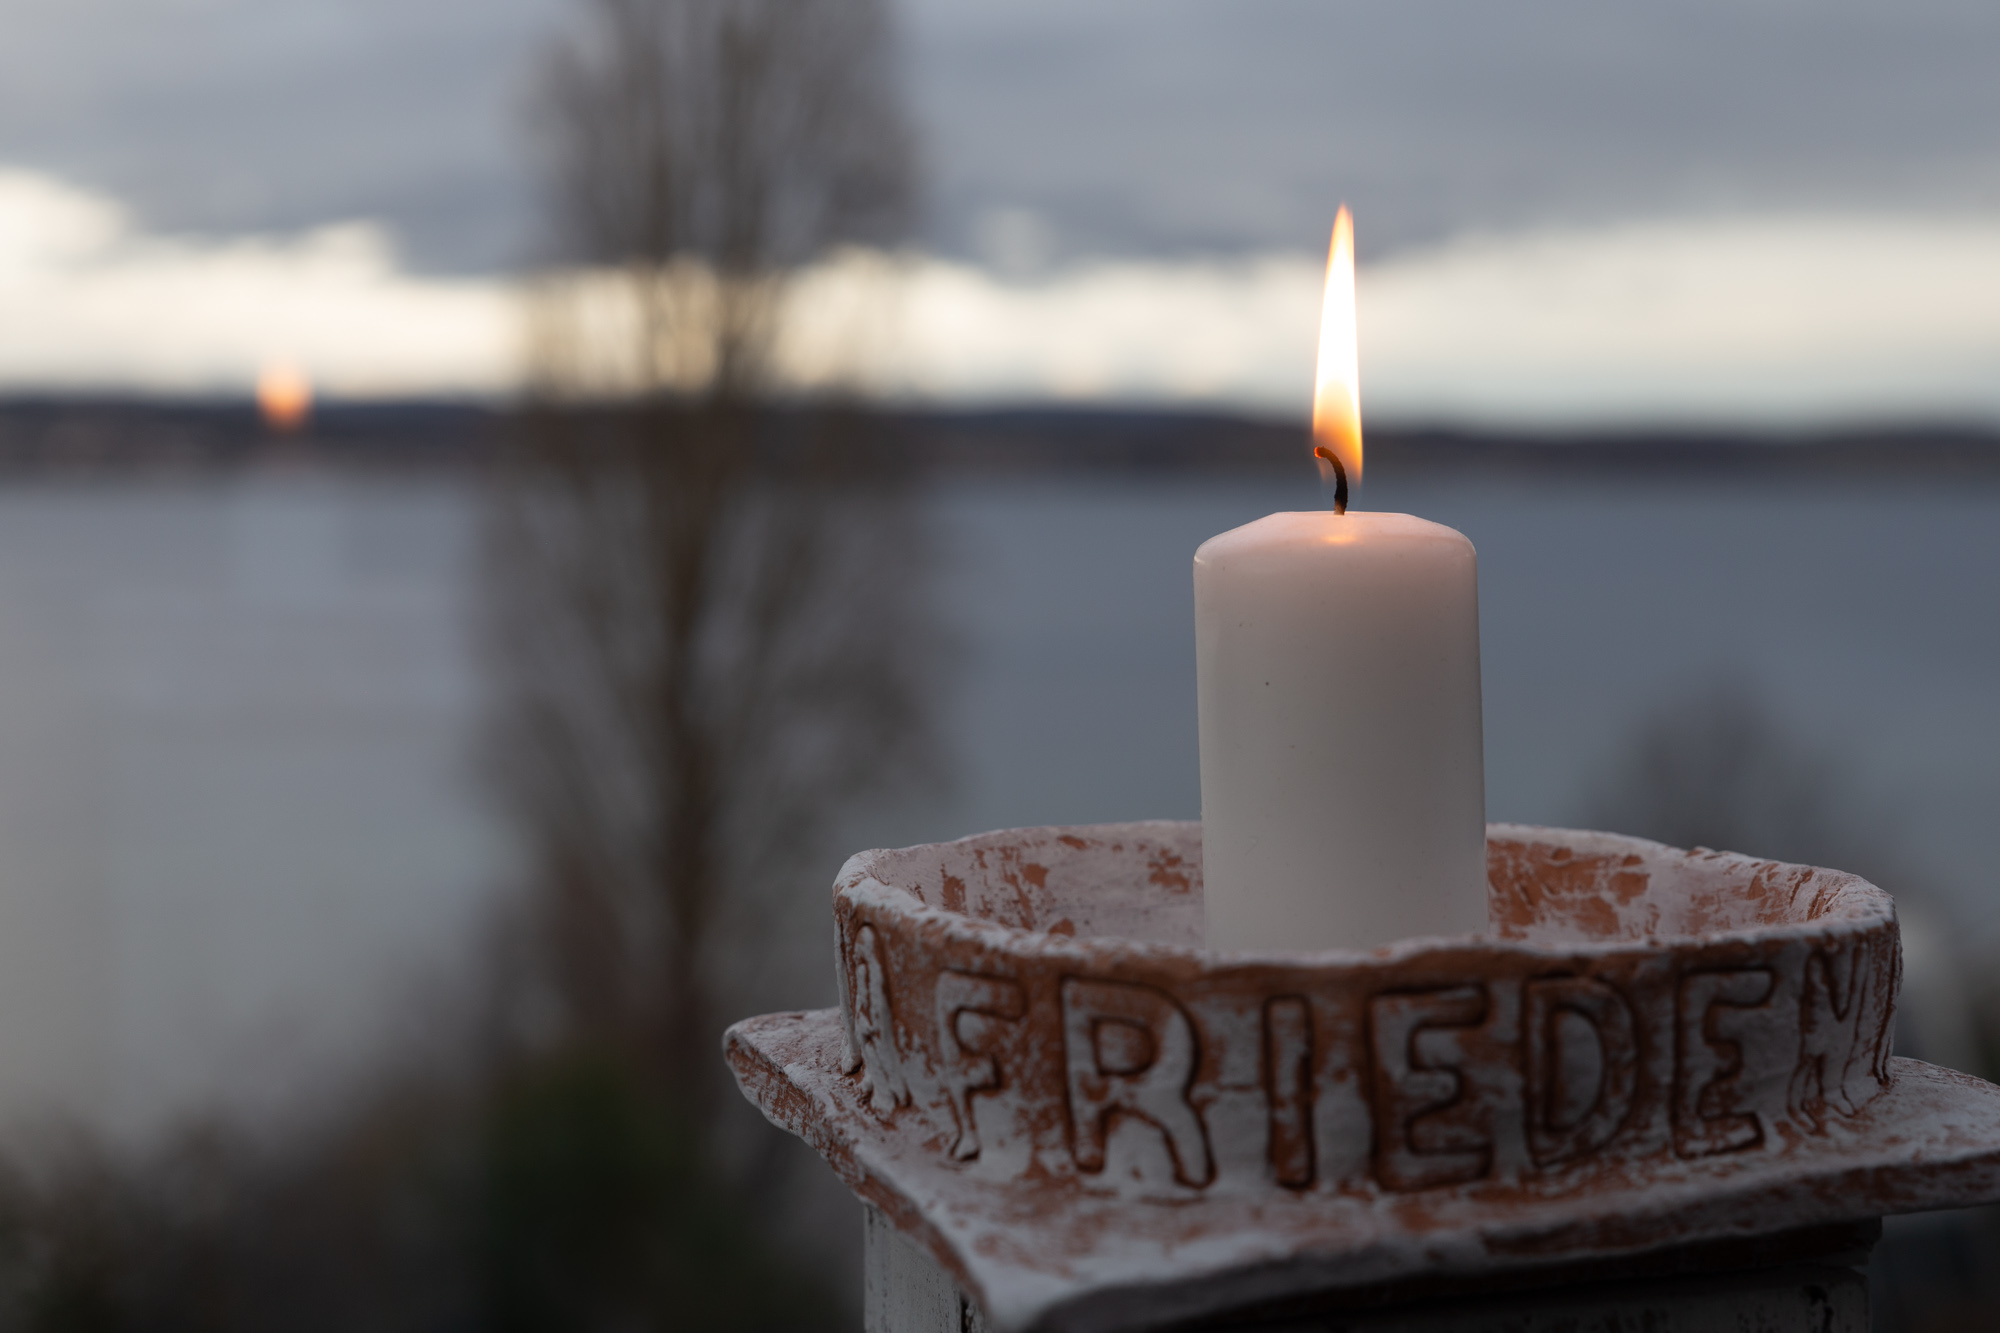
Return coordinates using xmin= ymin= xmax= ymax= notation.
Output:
xmin=1263 ymin=996 xmax=1314 ymax=1188
xmin=1369 ymin=986 xmax=1492 ymax=1192
xmin=1061 ymin=978 xmax=1213 ymax=1187
xmin=1675 ymin=968 xmax=1777 ymax=1158
xmin=1525 ymin=976 xmax=1638 ymax=1167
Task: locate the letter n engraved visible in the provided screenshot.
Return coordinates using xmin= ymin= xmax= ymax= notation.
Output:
xmin=935 ymin=971 xmax=1026 ymax=1160
xmin=1789 ymin=940 xmax=1894 ymax=1132
xmin=1263 ymin=996 xmax=1314 ymax=1188
xmin=1368 ymin=986 xmax=1492 ymax=1191
xmin=1525 ymin=976 xmax=1638 ymax=1167
xmin=1061 ymin=978 xmax=1213 ymax=1187
xmin=1674 ymin=968 xmax=1776 ymax=1158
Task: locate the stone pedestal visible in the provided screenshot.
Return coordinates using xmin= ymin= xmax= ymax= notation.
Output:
xmin=863 ymin=1204 xmax=1875 ymax=1332
xmin=864 ymin=1205 xmax=1874 ymax=1332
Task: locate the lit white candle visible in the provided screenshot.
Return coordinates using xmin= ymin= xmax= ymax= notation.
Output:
xmin=1196 ymin=209 xmax=1487 ymax=952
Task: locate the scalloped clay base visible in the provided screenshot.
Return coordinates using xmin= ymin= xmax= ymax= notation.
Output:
xmin=726 ymin=822 xmax=2000 ymax=1333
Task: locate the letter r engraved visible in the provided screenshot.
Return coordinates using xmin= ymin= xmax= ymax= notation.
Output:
xmin=1263 ymin=996 xmax=1314 ymax=1188
xmin=1674 ymin=968 xmax=1776 ymax=1158
xmin=935 ymin=971 xmax=1027 ymax=1160
xmin=1368 ymin=986 xmax=1492 ymax=1192
xmin=1525 ymin=976 xmax=1638 ymax=1167
xmin=1061 ymin=977 xmax=1213 ymax=1187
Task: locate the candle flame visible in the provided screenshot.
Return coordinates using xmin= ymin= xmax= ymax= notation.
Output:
xmin=257 ymin=360 xmax=313 ymax=433
xmin=1311 ymin=207 xmax=1361 ymax=485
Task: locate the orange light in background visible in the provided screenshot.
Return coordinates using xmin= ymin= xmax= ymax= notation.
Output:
xmin=1311 ymin=206 xmax=1361 ymax=485
xmin=257 ymin=361 xmax=313 ymax=433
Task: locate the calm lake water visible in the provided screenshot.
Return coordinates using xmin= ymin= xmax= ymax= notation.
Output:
xmin=2 ymin=462 xmax=1997 ymax=1134
xmin=894 ymin=467 xmax=2000 ymax=888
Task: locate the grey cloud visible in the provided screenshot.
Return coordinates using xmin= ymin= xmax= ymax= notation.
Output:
xmin=1 ymin=0 xmax=1996 ymax=275
xmin=0 ymin=0 xmax=562 ymax=272
xmin=907 ymin=0 xmax=2000 ymax=261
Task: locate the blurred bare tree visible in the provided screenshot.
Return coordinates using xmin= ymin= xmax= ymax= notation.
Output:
xmin=475 ymin=0 xmax=934 ymax=1322
xmin=1581 ymin=676 xmax=1858 ymax=872
xmin=1582 ymin=674 xmax=2000 ymax=1332
xmin=525 ymin=0 xmax=913 ymax=400
xmin=1579 ymin=675 xmax=1989 ymax=1068
xmin=490 ymin=0 xmax=930 ymax=1100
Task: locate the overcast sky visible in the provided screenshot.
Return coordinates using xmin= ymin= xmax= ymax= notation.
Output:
xmin=919 ymin=0 xmax=2000 ymax=267
xmin=6 ymin=0 xmax=1998 ymax=271
xmin=2 ymin=0 xmax=1999 ymax=415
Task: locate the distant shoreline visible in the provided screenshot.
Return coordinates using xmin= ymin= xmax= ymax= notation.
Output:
xmin=0 ymin=397 xmax=1994 ymax=480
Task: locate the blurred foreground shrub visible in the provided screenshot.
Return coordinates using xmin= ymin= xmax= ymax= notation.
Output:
xmin=478 ymin=1049 xmax=834 ymax=1333
xmin=0 ymin=1047 xmax=834 ymax=1332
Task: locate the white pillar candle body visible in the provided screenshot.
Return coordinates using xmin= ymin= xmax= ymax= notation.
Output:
xmin=1195 ymin=511 xmax=1487 ymax=952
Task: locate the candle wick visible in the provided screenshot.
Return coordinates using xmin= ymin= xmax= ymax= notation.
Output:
xmin=1314 ymin=446 xmax=1349 ymax=515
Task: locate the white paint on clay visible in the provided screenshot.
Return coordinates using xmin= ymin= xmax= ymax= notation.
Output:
xmin=727 ymin=822 xmax=2000 ymax=1332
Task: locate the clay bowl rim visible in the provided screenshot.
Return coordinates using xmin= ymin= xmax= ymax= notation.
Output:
xmin=834 ymin=819 xmax=1896 ymax=967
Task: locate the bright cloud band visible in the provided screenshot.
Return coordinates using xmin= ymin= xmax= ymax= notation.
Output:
xmin=824 ymin=219 xmax=2000 ymax=425
xmin=4 ymin=167 xmax=2000 ymax=425
xmin=0 ymin=171 xmax=515 ymax=398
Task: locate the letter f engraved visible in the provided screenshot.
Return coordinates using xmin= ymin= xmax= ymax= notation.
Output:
xmin=936 ymin=971 xmax=1026 ymax=1160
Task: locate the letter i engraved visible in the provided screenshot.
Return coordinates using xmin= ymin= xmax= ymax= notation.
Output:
xmin=1263 ymin=997 xmax=1314 ymax=1188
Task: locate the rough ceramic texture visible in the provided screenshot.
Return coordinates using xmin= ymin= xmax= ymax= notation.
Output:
xmin=726 ymin=822 xmax=2000 ymax=1333
xmin=831 ymin=821 xmax=1898 ymax=1194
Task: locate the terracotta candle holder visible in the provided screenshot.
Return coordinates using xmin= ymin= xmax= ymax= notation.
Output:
xmin=726 ymin=821 xmax=2000 ymax=1333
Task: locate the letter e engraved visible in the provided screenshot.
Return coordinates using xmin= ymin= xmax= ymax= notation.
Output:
xmin=851 ymin=924 xmax=911 ymax=1113
xmin=1263 ymin=996 xmax=1314 ymax=1188
xmin=1789 ymin=940 xmax=1893 ymax=1131
xmin=1674 ymin=968 xmax=1776 ymax=1158
xmin=935 ymin=971 xmax=1027 ymax=1160
xmin=1369 ymin=986 xmax=1492 ymax=1192
xmin=1061 ymin=978 xmax=1213 ymax=1187
xmin=1524 ymin=976 xmax=1638 ymax=1167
